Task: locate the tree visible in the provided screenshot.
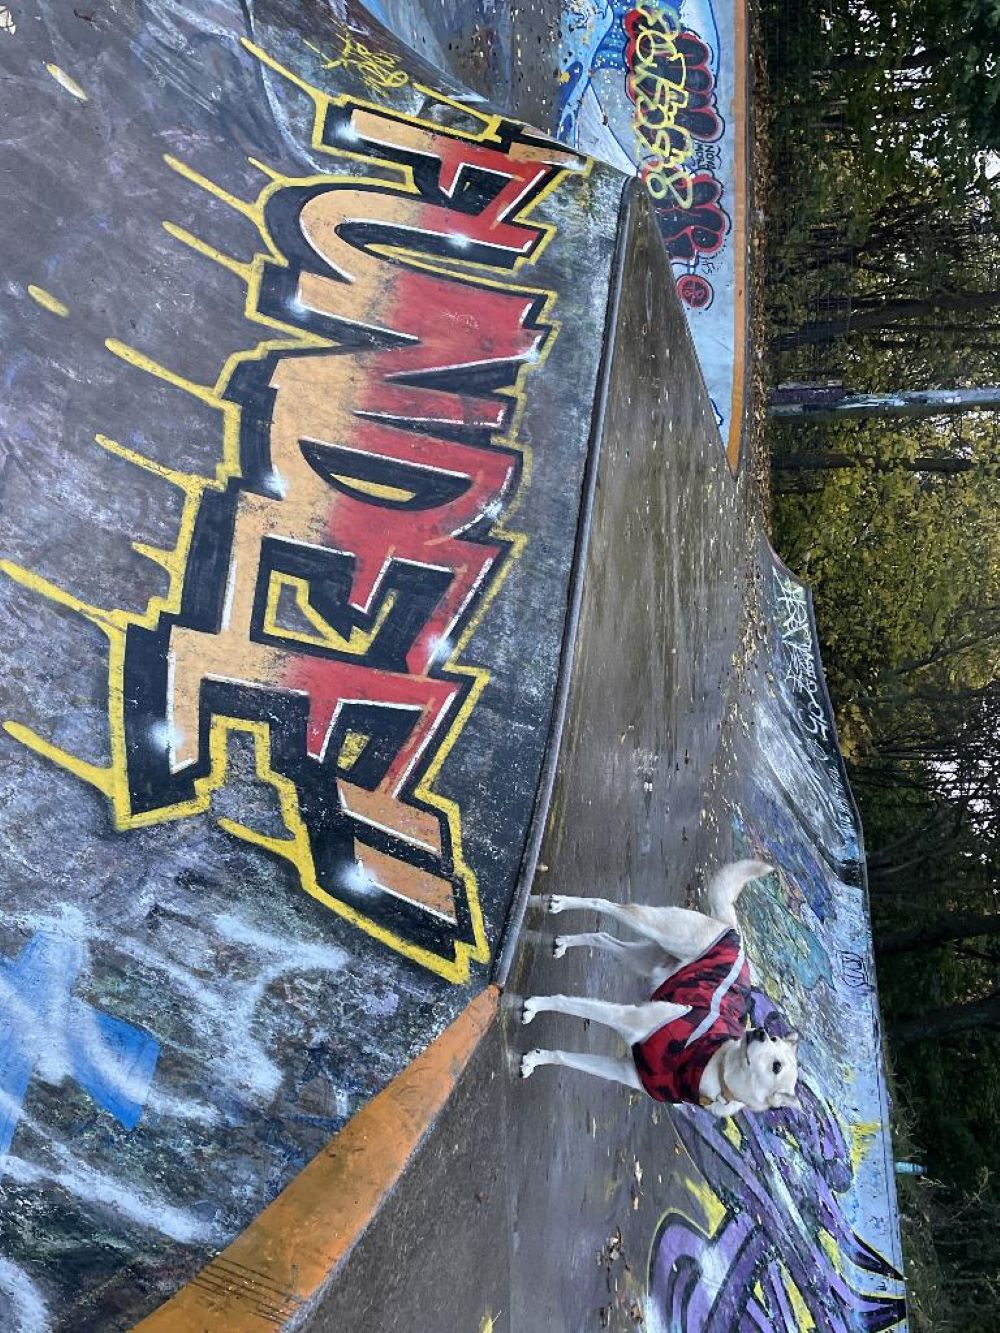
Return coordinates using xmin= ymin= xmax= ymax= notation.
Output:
xmin=770 ymin=388 xmax=1000 ymax=421
xmin=894 ymin=990 xmax=1000 ymax=1047
xmin=762 ymin=0 xmax=1000 ymax=1224
xmin=877 ymin=914 xmax=1000 ymax=957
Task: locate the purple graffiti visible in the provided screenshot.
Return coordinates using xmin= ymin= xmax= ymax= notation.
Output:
xmin=649 ymin=991 xmax=906 ymax=1332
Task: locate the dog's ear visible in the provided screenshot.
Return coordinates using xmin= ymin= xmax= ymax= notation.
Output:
xmin=786 ymin=1030 xmax=800 ymax=1047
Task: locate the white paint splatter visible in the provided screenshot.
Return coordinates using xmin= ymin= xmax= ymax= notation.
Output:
xmin=96 ymin=930 xmax=284 ymax=1103
xmin=0 ymin=1079 xmax=213 ymax=1244
xmin=3 ymin=1152 xmax=214 ymax=1245
xmin=145 ymin=1090 xmax=219 ymax=1127
xmin=339 ymin=861 xmax=379 ymax=897
xmin=429 ymin=634 xmax=454 ymax=664
xmin=147 ymin=720 xmax=172 ymax=752
xmin=212 ymin=914 xmax=352 ymax=1097
xmin=213 ymin=915 xmax=349 ymax=973
xmin=0 ymin=1257 xmax=50 ymax=1333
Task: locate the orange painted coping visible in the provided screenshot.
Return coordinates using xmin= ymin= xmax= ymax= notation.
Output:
xmin=134 ymin=984 xmax=500 ymax=1331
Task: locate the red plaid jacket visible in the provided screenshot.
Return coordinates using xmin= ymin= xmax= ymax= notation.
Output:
xmin=631 ymin=929 xmax=750 ymax=1105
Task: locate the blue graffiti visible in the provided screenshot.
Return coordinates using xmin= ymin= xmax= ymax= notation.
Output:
xmin=0 ymin=932 xmax=160 ymax=1157
xmin=556 ymin=1 xmax=616 ymax=137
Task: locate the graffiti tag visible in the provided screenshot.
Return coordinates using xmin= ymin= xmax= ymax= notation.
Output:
xmin=1 ymin=46 xmax=582 ymax=982
xmin=625 ymin=6 xmax=723 ymax=209
xmin=621 ymin=4 xmax=730 ymax=305
xmin=305 ymin=28 xmax=409 ymax=92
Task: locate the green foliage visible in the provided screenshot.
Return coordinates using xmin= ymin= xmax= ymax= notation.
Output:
xmin=761 ymin=0 xmax=1000 ymax=392
xmin=771 ymin=424 xmax=1000 ymax=1272
xmin=761 ymin=0 xmax=1000 ymax=1303
xmin=888 ymin=1048 xmax=1000 ymax=1330
xmin=772 ymin=415 xmax=1000 ymax=722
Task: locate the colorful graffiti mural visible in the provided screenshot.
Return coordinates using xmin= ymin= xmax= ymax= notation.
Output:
xmin=650 ymin=1073 xmax=906 ymax=1330
xmin=3 ymin=51 xmax=584 ymax=984
xmin=367 ymin=0 xmax=746 ymax=463
xmin=0 ymin=0 xmax=906 ymax=1327
xmin=0 ymin=1 xmax=623 ymax=1323
xmin=0 ymin=932 xmax=160 ymax=1158
xmin=644 ymin=549 xmax=906 ymax=1330
xmin=556 ymin=0 xmax=744 ymax=456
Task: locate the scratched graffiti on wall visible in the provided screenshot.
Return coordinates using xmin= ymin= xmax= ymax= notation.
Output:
xmin=2 ymin=44 xmax=585 ymax=985
xmin=645 ymin=550 xmax=907 ymax=1330
xmin=0 ymin=932 xmax=160 ymax=1161
xmin=556 ymin=0 xmax=741 ymax=454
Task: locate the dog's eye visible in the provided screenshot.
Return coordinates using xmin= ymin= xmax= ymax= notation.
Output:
xmin=771 ymin=1061 xmax=783 ymax=1075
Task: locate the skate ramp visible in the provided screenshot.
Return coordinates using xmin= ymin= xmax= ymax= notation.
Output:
xmin=0 ymin=3 xmax=624 ymax=1324
xmin=186 ymin=181 xmax=904 ymax=1333
xmin=0 ymin=2 xmax=903 ymax=1330
xmin=282 ymin=183 xmax=906 ymax=1333
xmin=374 ymin=0 xmax=749 ymax=469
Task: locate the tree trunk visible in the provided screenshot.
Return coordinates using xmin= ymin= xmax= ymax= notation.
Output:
xmin=876 ymin=912 xmax=1000 ymax=957
xmin=770 ymin=449 xmax=976 ymax=471
xmin=892 ymin=989 xmax=1000 ymax=1047
xmin=826 ymin=47 xmax=949 ymax=75
xmin=770 ymin=386 xmax=1000 ymax=421
xmin=774 ymin=291 xmax=1000 ymax=351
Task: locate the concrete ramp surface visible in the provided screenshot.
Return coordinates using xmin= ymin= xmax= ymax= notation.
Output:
xmin=0 ymin=2 xmax=904 ymax=1329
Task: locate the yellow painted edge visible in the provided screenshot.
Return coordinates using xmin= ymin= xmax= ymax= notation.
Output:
xmin=132 ymin=985 xmax=500 ymax=1331
xmin=726 ymin=0 xmax=749 ymax=475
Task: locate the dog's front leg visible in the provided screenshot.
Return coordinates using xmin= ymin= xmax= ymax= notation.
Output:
xmin=520 ymin=1049 xmax=642 ymax=1089
xmin=522 ymin=994 xmax=690 ymax=1043
xmin=704 ymin=1096 xmax=745 ymax=1119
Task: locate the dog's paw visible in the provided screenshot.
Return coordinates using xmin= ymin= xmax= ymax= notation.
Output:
xmin=552 ymin=937 xmax=568 ymax=959
xmin=546 ymin=894 xmax=570 ymax=915
xmin=520 ymin=1050 xmax=545 ymax=1079
xmin=521 ymin=998 xmax=540 ymax=1025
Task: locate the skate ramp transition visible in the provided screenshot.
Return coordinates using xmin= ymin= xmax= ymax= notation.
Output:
xmin=0 ymin=2 xmax=902 ymax=1329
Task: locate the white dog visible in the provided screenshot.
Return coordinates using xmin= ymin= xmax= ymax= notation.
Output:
xmin=520 ymin=859 xmax=801 ymax=1117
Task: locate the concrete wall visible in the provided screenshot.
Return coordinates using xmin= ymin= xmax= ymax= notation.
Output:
xmin=0 ymin=3 xmax=624 ymax=1325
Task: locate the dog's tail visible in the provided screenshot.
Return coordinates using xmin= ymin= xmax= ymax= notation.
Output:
xmin=706 ymin=859 xmax=773 ymax=926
